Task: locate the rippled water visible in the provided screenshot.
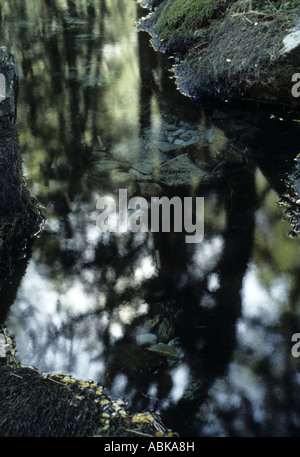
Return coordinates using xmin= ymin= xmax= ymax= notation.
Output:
xmin=1 ymin=0 xmax=300 ymax=437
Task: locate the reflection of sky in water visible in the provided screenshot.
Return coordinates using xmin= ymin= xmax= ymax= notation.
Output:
xmin=190 ymin=236 xmax=224 ymax=279
xmin=6 ymin=185 xmax=299 ymax=387
xmin=5 ymin=160 xmax=300 ymax=436
xmin=242 ymin=263 xmax=289 ymax=323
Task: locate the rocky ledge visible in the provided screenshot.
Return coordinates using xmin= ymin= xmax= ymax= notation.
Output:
xmin=0 ymin=326 xmax=175 ymax=437
xmin=0 ymin=47 xmax=43 ymax=292
xmin=138 ymin=0 xmax=300 ymax=106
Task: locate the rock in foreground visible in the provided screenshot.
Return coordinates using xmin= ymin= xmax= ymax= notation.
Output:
xmin=0 ymin=326 xmax=175 ymax=437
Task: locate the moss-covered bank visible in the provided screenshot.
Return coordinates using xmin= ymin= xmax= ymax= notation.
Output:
xmin=138 ymin=0 xmax=300 ymax=105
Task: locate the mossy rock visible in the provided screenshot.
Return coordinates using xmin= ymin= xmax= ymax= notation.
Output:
xmin=154 ymin=0 xmax=219 ymax=42
xmin=139 ymin=0 xmax=300 ymax=104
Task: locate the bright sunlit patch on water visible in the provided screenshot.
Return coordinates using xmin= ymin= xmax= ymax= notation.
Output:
xmin=237 ymin=318 xmax=285 ymax=365
xmin=109 ymin=321 xmax=124 ymax=343
xmin=241 ymin=262 xmax=289 ymax=324
xmin=169 ymin=364 xmax=189 ymax=403
xmin=228 ymin=362 xmax=267 ymax=424
xmin=117 ymin=301 xmax=148 ymax=324
xmin=207 ymin=272 xmax=220 ymax=292
xmin=134 ymin=255 xmax=157 ymax=282
xmin=190 ymin=235 xmax=224 ymax=279
xmin=12 ymin=262 xmax=59 ymax=318
xmin=60 ymin=281 xmax=97 ymax=314
xmin=111 ymin=373 xmax=128 ymax=397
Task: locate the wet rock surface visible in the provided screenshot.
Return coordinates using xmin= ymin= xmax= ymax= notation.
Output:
xmin=146 ymin=343 xmax=180 ymax=360
xmin=277 ymin=154 xmax=300 ymax=238
xmin=135 ymin=333 xmax=158 ymax=346
xmin=0 ymin=48 xmax=43 ymax=292
xmin=0 ymin=47 xmax=18 ymax=122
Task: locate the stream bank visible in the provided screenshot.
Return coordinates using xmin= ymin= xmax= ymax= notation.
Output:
xmin=138 ymin=0 xmax=300 ymax=106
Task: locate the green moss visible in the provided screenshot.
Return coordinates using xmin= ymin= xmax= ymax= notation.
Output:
xmin=155 ymin=0 xmax=219 ymax=42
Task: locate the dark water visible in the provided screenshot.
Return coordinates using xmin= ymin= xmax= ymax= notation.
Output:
xmin=1 ymin=0 xmax=300 ymax=437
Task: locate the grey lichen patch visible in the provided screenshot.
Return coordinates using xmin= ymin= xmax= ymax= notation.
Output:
xmin=280 ymin=19 xmax=300 ymax=53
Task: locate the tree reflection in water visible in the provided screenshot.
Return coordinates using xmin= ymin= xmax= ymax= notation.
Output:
xmin=0 ymin=0 xmax=300 ymax=437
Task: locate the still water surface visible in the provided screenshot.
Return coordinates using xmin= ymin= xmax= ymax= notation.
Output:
xmin=1 ymin=0 xmax=300 ymax=437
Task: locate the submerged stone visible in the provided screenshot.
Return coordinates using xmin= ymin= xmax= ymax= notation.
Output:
xmin=146 ymin=342 xmax=180 ymax=360
xmin=135 ymin=333 xmax=158 ymax=347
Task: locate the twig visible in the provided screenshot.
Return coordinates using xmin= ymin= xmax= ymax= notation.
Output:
xmin=160 ymin=152 xmax=188 ymax=167
xmin=10 ymin=372 xmax=23 ymax=379
xmin=47 ymin=377 xmax=71 ymax=389
xmin=123 ymin=428 xmax=155 ymax=437
xmin=244 ymin=15 xmax=253 ymax=23
xmin=268 ymin=0 xmax=279 ymax=12
xmin=231 ymin=11 xmax=274 ymax=16
xmin=130 ymin=166 xmax=150 ymax=176
xmin=212 ymin=161 xmax=226 ymax=174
